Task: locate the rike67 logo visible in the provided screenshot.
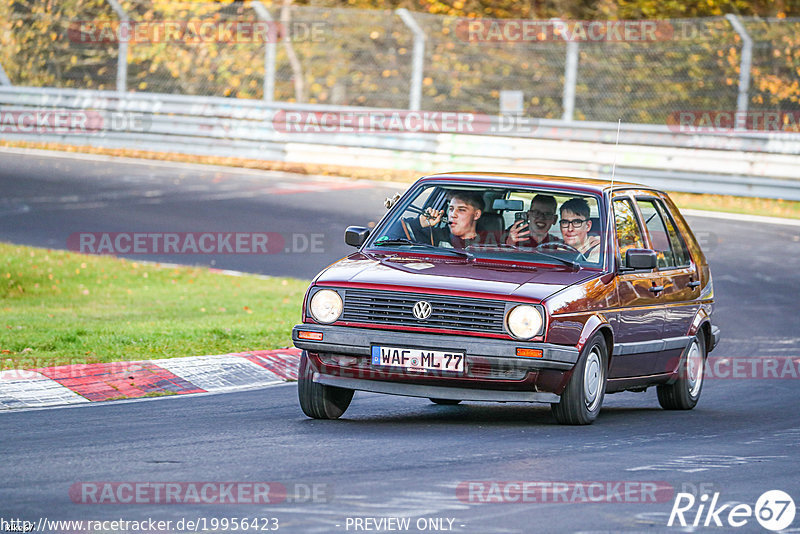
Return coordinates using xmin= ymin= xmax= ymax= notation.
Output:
xmin=668 ymin=490 xmax=796 ymax=531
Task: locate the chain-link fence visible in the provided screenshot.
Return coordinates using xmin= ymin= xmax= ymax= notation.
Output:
xmin=1 ymin=1 xmax=798 ymax=125
xmin=744 ymin=17 xmax=800 ymax=113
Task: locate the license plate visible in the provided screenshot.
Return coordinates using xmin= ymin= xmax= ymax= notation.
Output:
xmin=371 ymin=346 xmax=465 ymax=373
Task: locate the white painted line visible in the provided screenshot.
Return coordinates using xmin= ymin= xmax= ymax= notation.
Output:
xmin=0 ymin=370 xmax=89 ymax=409
xmin=682 ymin=208 xmax=800 ymax=227
xmin=130 ymin=259 xmax=277 ymax=280
xmin=152 ymin=354 xmax=285 ymax=392
xmin=0 ymin=146 xmax=306 ymax=179
xmin=207 ymin=267 xmax=275 ymax=279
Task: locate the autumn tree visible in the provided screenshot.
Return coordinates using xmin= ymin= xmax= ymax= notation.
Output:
xmin=1 ymin=0 xmax=797 ymax=122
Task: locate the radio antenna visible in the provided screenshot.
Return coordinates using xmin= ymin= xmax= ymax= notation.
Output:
xmin=607 ymin=119 xmax=622 ymax=266
xmin=610 ymin=118 xmax=621 ymax=188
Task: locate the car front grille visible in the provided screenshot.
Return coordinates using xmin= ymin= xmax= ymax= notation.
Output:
xmin=341 ymin=288 xmax=506 ymax=334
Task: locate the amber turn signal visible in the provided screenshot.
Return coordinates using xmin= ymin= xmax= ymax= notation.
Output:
xmin=298 ymin=331 xmax=323 ymax=341
xmin=516 ymin=348 xmax=543 ymax=358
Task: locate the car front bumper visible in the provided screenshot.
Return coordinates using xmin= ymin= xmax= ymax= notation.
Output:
xmin=292 ymin=324 xmax=581 ymax=399
xmin=710 ymin=325 xmax=721 ymax=352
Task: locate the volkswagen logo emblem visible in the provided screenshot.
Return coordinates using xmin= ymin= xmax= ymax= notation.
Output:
xmin=412 ymin=301 xmax=432 ymax=320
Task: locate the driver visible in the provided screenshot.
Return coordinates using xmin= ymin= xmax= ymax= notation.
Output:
xmin=405 ymin=190 xmax=484 ymax=249
xmin=560 ymin=197 xmax=601 ymax=262
xmin=505 ymin=194 xmax=561 ymax=248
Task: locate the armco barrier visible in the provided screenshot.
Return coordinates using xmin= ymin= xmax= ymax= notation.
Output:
xmin=1 ymin=86 xmax=799 ymax=200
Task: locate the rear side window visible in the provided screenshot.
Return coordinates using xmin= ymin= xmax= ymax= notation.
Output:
xmin=613 ymin=198 xmax=645 ymax=259
xmin=636 ymin=198 xmax=687 ymax=269
xmin=657 ymin=202 xmax=691 ymax=267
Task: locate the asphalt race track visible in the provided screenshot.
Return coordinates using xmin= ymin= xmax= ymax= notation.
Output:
xmin=1 ymin=149 xmax=799 ymax=533
xmin=0 ymin=149 xmax=397 ymax=279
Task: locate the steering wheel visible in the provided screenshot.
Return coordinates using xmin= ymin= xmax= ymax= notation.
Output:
xmin=536 ymin=242 xmax=581 ymax=254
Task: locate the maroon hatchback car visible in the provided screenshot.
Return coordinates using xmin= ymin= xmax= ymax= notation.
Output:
xmin=292 ymin=173 xmax=720 ymax=424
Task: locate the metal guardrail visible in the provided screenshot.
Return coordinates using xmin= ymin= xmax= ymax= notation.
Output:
xmin=1 ymin=86 xmax=800 ymax=200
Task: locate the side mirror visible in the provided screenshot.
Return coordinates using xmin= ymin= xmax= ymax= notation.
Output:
xmin=345 ymin=226 xmax=370 ymax=248
xmin=624 ymin=249 xmax=658 ymax=270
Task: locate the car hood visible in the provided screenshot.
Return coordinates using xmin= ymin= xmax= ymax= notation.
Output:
xmin=314 ymin=253 xmax=599 ymax=302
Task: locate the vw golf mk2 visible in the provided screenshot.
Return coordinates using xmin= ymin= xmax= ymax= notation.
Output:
xmin=293 ymin=173 xmax=720 ymax=424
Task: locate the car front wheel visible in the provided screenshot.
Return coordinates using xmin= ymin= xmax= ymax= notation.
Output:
xmin=551 ymin=333 xmax=608 ymax=425
xmin=657 ymin=333 xmax=706 ymax=410
xmin=298 ymin=351 xmax=354 ymax=419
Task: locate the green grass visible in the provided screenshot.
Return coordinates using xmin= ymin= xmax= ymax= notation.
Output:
xmin=0 ymin=242 xmax=308 ymax=370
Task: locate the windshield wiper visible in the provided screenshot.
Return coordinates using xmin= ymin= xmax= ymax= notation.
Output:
xmin=531 ymin=250 xmax=581 ymax=270
xmin=465 ymin=243 xmax=579 ymax=270
xmin=371 ymin=239 xmax=474 ymax=259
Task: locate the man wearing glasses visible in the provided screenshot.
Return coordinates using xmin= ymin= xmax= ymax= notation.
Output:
xmin=560 ymin=197 xmax=600 ymax=262
xmin=505 ymin=194 xmax=561 ymax=248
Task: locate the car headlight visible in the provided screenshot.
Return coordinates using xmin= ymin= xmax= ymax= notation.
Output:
xmin=506 ymin=305 xmax=543 ymax=340
xmin=309 ymin=289 xmax=343 ymax=324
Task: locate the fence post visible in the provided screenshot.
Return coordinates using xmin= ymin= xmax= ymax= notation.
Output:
xmin=551 ymin=19 xmax=578 ymax=122
xmin=396 ymin=8 xmax=425 ymax=111
xmin=725 ymin=14 xmax=753 ymax=115
xmin=0 ymin=61 xmax=11 ymax=86
xmin=252 ymin=1 xmax=276 ymax=103
xmin=562 ymin=40 xmax=579 ymax=121
xmin=106 ymin=0 xmax=128 ymax=92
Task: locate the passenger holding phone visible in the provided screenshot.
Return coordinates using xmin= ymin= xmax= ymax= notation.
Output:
xmin=505 ymin=195 xmax=561 ymax=248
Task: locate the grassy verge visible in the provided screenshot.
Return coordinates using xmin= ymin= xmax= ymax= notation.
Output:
xmin=668 ymin=191 xmax=800 ymax=220
xmin=3 ymin=139 xmax=799 ymax=220
xmin=0 ymin=242 xmax=308 ymax=369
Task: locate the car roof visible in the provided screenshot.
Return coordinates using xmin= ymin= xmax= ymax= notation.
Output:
xmin=419 ymin=172 xmax=659 ymax=196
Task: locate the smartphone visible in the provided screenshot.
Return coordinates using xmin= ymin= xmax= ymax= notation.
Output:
xmin=514 ymin=212 xmax=529 ymax=228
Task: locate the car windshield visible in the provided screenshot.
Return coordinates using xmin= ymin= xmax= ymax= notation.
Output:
xmin=366 ymin=183 xmax=605 ymax=267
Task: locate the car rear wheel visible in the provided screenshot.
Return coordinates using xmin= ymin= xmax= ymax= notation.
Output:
xmin=551 ymin=333 xmax=608 ymax=425
xmin=429 ymin=398 xmax=461 ymax=405
xmin=298 ymin=351 xmax=354 ymax=419
xmin=657 ymin=333 xmax=706 ymax=410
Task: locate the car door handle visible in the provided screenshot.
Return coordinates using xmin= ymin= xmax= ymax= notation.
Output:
xmin=649 ymin=285 xmax=665 ymax=294
xmin=688 ymin=280 xmax=701 ymax=288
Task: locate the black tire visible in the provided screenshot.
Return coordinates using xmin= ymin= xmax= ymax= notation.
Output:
xmin=297 ymin=351 xmax=354 ymax=419
xmin=657 ymin=333 xmax=706 ymax=410
xmin=551 ymin=333 xmax=608 ymax=425
xmin=429 ymin=398 xmax=462 ymax=405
